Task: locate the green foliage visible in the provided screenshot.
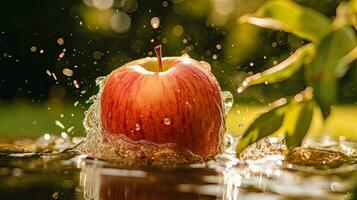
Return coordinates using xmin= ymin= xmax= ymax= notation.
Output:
xmin=237 ymin=88 xmax=314 ymax=153
xmin=236 ymin=102 xmax=287 ymax=154
xmin=237 ymin=44 xmax=313 ymax=92
xmin=239 ymin=0 xmax=331 ymax=42
xmin=285 ymin=98 xmax=314 ymax=150
xmin=308 ymin=26 xmax=357 ymax=118
xmin=236 ymin=0 xmax=357 ymax=154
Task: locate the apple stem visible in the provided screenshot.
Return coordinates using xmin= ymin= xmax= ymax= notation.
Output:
xmin=154 ymin=45 xmax=163 ymax=72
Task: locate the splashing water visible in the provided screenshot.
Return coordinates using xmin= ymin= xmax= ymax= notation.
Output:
xmin=71 ymin=76 xmax=234 ymax=166
xmin=221 ymin=91 xmax=234 ymax=115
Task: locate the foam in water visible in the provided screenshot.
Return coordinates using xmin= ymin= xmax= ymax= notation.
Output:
xmin=73 ymin=76 xmax=234 ymax=166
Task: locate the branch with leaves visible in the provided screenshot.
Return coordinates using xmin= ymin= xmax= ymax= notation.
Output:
xmin=236 ymin=0 xmax=357 ymax=154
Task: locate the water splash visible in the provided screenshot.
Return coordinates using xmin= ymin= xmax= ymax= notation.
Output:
xmin=73 ymin=76 xmax=214 ymax=165
xmin=221 ymin=91 xmax=234 ymax=115
xmin=70 ymin=135 xmax=357 ymax=199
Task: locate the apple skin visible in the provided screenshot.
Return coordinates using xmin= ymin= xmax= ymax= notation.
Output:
xmin=100 ymin=55 xmax=224 ymax=159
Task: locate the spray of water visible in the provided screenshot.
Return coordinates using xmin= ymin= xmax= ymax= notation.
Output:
xmin=73 ymin=76 xmax=234 ymax=166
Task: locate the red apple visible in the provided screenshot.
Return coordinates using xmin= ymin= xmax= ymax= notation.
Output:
xmin=100 ymin=45 xmax=224 ymax=159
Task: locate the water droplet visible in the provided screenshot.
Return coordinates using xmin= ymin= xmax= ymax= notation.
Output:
xmin=67 ymin=126 xmax=74 ymax=133
xmin=30 ymin=46 xmax=37 ymax=52
xmin=52 ymin=73 xmax=57 ymax=81
xmin=43 ymin=133 xmax=51 ymax=140
xmin=39 ymin=49 xmax=44 ymax=54
xmin=264 ymin=81 xmax=268 ymax=85
xmin=150 ymin=17 xmax=160 ymax=29
xmin=73 ymin=80 xmax=80 ymax=89
xmin=249 ymin=62 xmax=254 ymax=67
xmin=135 ymin=123 xmax=141 ymax=131
xmin=221 ymin=91 xmax=234 ymax=114
xmin=62 ymin=68 xmax=73 ymax=77
xmin=164 ymin=118 xmax=171 ymax=125
xmin=162 ymin=1 xmax=168 ymax=7
xmin=237 ymin=87 xmax=243 ymax=93
xmin=172 ymin=25 xmax=183 ymax=37
xmin=55 ymin=120 xmax=65 ymax=129
xmin=92 ymin=51 xmax=102 ymax=60
xmin=242 ymin=80 xmax=248 ymax=87
xmin=238 ymin=123 xmax=244 ymax=128
xmin=46 ymin=69 xmax=52 ymax=76
xmin=199 ymin=61 xmax=211 ymax=71
xmin=57 ymin=38 xmax=64 ymax=45
xmin=272 ymin=42 xmax=277 ymax=48
xmin=212 ymin=54 xmax=217 ymax=59
xmin=95 ymin=76 xmax=106 ymax=86
xmin=216 ymin=44 xmax=222 ymax=50
xmin=74 ymin=101 xmax=79 ymax=106
xmin=61 ymin=132 xmax=68 ymax=139
xmin=58 ymin=52 xmax=65 ymax=59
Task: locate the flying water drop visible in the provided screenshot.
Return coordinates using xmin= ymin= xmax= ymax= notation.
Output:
xmin=150 ymin=17 xmax=160 ymax=29
xmin=221 ymin=91 xmax=234 ymax=115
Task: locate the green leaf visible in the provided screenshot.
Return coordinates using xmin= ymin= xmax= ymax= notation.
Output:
xmin=336 ymin=46 xmax=357 ymax=77
xmin=238 ymin=44 xmax=313 ymax=93
xmin=285 ymin=101 xmax=314 ymax=150
xmin=239 ymin=0 xmax=331 ymax=42
xmin=236 ymin=103 xmax=287 ymax=154
xmin=307 ymin=26 xmax=357 ymax=118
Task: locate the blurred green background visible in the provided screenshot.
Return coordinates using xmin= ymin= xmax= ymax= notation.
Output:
xmin=0 ymin=0 xmax=356 ymax=139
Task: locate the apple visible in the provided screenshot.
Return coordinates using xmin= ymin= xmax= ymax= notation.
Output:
xmin=100 ymin=45 xmax=224 ymax=159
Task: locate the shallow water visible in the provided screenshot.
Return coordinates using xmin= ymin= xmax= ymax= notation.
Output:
xmin=1 ymin=135 xmax=356 ymax=200
xmin=1 ymin=77 xmax=356 ymax=199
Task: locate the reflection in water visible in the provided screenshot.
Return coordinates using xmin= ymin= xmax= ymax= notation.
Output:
xmin=76 ymin=137 xmax=357 ymax=200
xmin=79 ymin=157 xmax=220 ymax=200
xmin=0 ymin=134 xmax=356 ymax=199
